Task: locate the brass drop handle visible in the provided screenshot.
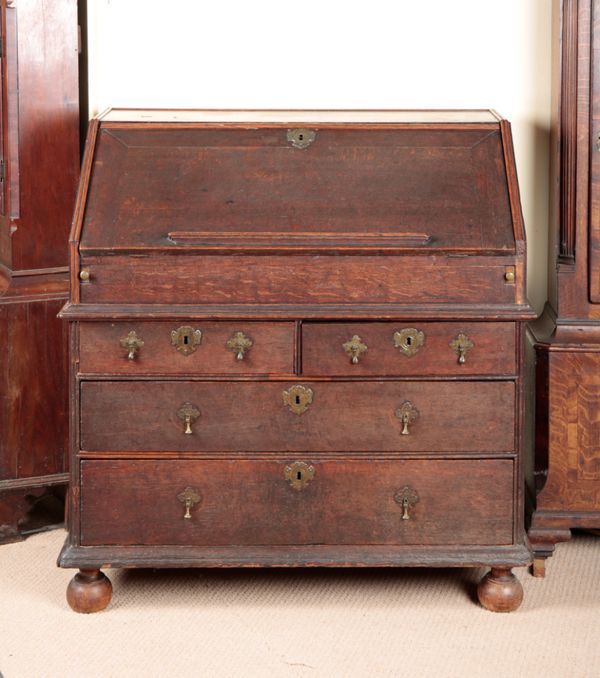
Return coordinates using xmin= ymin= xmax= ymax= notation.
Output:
xmin=394 ymin=486 xmax=419 ymax=520
xmin=395 ymin=401 xmax=419 ymax=435
xmin=342 ymin=335 xmax=367 ymax=364
xmin=177 ymin=486 xmax=202 ymax=520
xmin=119 ymin=330 xmax=144 ymax=360
xmin=177 ymin=402 xmax=200 ymax=435
xmin=226 ymin=331 xmax=253 ymax=360
xmin=450 ymin=333 xmax=474 ymax=365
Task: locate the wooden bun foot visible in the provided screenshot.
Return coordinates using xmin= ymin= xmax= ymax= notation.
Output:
xmin=477 ymin=567 xmax=523 ymax=612
xmin=66 ymin=569 xmax=112 ymax=613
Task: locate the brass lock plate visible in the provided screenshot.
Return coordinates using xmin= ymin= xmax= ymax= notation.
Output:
xmin=171 ymin=326 xmax=202 ymax=356
xmin=287 ymin=128 xmax=316 ymax=149
xmin=282 ymin=385 xmax=314 ymax=415
xmin=284 ymin=461 xmax=315 ymax=490
xmin=393 ymin=328 xmax=425 ymax=357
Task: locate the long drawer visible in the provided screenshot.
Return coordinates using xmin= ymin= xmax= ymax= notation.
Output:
xmin=78 ymin=321 xmax=295 ymax=375
xmin=79 ymin=458 xmax=515 ymax=546
xmin=302 ymin=322 xmax=516 ymax=376
xmin=80 ymin=380 xmax=515 ymax=453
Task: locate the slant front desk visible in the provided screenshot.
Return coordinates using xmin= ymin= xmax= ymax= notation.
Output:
xmin=59 ymin=109 xmax=535 ymax=613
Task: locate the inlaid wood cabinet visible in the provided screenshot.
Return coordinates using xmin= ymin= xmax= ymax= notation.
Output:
xmin=528 ymin=0 xmax=600 ymax=576
xmin=59 ymin=109 xmax=534 ymax=612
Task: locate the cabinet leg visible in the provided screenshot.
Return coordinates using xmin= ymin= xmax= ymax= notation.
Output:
xmin=477 ymin=567 xmax=523 ymax=612
xmin=66 ymin=569 xmax=112 ymax=613
xmin=532 ymin=557 xmax=546 ymax=578
xmin=528 ymin=517 xmax=572 ymax=578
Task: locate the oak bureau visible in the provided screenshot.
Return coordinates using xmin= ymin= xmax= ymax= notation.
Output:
xmin=58 ymin=109 xmax=535 ymax=612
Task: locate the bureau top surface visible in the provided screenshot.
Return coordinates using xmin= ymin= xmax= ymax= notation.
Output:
xmin=76 ymin=109 xmax=522 ymax=255
xmin=98 ymin=109 xmax=502 ymax=124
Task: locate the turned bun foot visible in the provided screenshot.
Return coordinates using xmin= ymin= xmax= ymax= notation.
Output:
xmin=66 ymin=569 xmax=112 ymax=613
xmin=477 ymin=567 xmax=523 ymax=612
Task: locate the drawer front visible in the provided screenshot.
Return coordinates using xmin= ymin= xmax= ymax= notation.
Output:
xmin=302 ymin=322 xmax=516 ymax=376
xmin=79 ymin=458 xmax=514 ymax=546
xmin=79 ymin=254 xmax=521 ymax=306
xmin=80 ymin=380 xmax=515 ymax=453
xmin=78 ymin=321 xmax=295 ymax=375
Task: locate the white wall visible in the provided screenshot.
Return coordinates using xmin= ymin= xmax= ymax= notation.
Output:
xmin=87 ymin=0 xmax=552 ymax=312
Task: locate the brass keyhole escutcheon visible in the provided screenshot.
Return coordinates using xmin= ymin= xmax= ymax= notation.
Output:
xmin=119 ymin=330 xmax=144 ymax=360
xmin=393 ymin=328 xmax=425 ymax=357
xmin=287 ymin=128 xmax=316 ymax=149
xmin=171 ymin=326 xmax=202 ymax=356
xmin=450 ymin=333 xmax=474 ymax=365
xmin=284 ymin=461 xmax=315 ymax=490
xmin=394 ymin=486 xmax=419 ymax=520
xmin=342 ymin=335 xmax=368 ymax=364
xmin=177 ymin=402 xmax=200 ymax=435
xmin=395 ymin=401 xmax=419 ymax=435
xmin=282 ymin=385 xmax=314 ymax=415
xmin=226 ymin=331 xmax=253 ymax=361
xmin=177 ymin=486 xmax=202 ymax=520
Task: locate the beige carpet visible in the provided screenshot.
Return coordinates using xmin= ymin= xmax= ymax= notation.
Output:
xmin=0 ymin=530 xmax=598 ymax=678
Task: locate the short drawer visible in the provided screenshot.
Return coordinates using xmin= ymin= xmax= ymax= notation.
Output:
xmin=80 ymin=380 xmax=515 ymax=453
xmin=78 ymin=321 xmax=295 ymax=375
xmin=79 ymin=458 xmax=515 ymax=546
xmin=302 ymin=322 xmax=516 ymax=376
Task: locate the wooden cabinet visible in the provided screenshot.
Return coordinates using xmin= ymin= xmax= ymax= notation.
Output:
xmin=528 ymin=0 xmax=600 ymax=576
xmin=0 ymin=0 xmax=83 ymax=542
xmin=59 ymin=109 xmax=534 ymax=613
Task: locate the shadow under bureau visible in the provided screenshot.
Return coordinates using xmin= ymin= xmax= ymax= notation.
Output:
xmin=58 ymin=109 xmax=535 ymax=612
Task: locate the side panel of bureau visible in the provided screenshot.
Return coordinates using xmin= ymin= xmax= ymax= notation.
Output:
xmin=79 ymin=380 xmax=516 ymax=453
xmin=79 ymin=458 xmax=515 ymax=547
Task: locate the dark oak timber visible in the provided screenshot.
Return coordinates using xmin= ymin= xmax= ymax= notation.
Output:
xmin=80 ymin=380 xmax=515 ymax=453
xmin=60 ymin=108 xmax=533 ymax=611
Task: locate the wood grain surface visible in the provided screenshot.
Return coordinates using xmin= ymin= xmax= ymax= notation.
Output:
xmin=79 ymin=458 xmax=514 ymax=547
xmin=79 ymin=321 xmax=295 ymax=375
xmin=79 ymin=380 xmax=515 ymax=453
xmin=302 ymin=321 xmax=516 ymax=376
